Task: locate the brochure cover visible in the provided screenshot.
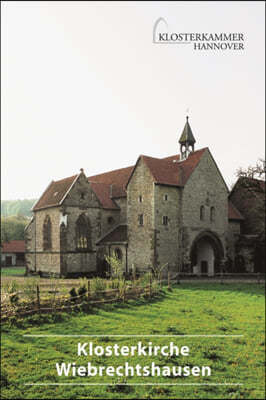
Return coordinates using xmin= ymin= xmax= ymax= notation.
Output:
xmin=1 ymin=1 xmax=265 ymax=399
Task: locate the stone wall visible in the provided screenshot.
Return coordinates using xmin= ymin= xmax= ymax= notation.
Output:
xmin=27 ymin=207 xmax=61 ymax=275
xmin=100 ymin=209 xmax=121 ymax=239
xmin=127 ymin=158 xmax=155 ymax=272
xmin=59 ymin=175 xmax=103 ymax=275
xmin=25 ymin=174 xmax=103 ymax=276
xmin=61 ymin=205 xmax=99 ymax=275
xmin=154 ymin=185 xmax=181 ymax=272
xmin=35 ymin=207 xmax=61 ymax=252
xmin=114 ymin=197 xmax=127 ymax=223
xmin=182 ymin=149 xmax=228 ymax=265
xmin=226 ymin=221 xmax=241 ymax=269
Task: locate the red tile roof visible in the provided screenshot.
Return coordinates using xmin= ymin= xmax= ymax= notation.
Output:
xmin=32 ymin=148 xmax=208 ymax=211
xmin=126 ymin=148 xmax=207 ymax=188
xmin=88 ymin=166 xmax=133 ymax=189
xmin=1 ymin=240 xmax=25 ymax=253
xmin=97 ymin=225 xmax=127 ymax=245
xmin=33 ymin=175 xmax=78 ymax=211
xmin=90 ymin=182 xmax=119 ymax=210
xmin=152 ymin=147 xmax=207 ymax=186
xmin=228 ymin=200 xmax=244 ymax=221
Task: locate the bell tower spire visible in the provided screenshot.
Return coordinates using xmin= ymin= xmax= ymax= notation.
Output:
xmin=179 ymin=115 xmax=196 ymax=160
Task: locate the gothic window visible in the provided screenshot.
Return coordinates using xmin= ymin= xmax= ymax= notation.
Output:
xmin=43 ymin=215 xmax=52 ymax=250
xmin=210 ymin=207 xmax=215 ymax=222
xmin=138 ymin=214 xmax=144 ymax=226
xmin=60 ymin=222 xmax=67 ymax=251
xmin=162 ymin=216 xmax=169 ymax=225
xmin=76 ymin=214 xmax=91 ymax=250
xmin=114 ymin=248 xmax=122 ymax=260
xmin=200 ymin=206 xmax=205 ymax=221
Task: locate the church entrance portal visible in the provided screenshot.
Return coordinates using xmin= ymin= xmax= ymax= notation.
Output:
xmin=190 ymin=232 xmax=224 ymax=276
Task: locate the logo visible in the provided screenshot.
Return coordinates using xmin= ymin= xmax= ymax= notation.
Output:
xmin=153 ymin=18 xmax=244 ymax=51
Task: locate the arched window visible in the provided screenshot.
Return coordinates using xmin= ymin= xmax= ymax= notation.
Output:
xmin=114 ymin=248 xmax=122 ymax=261
xmin=210 ymin=207 xmax=215 ymax=222
xmin=76 ymin=214 xmax=91 ymax=250
xmin=60 ymin=222 xmax=67 ymax=251
xmin=200 ymin=206 xmax=205 ymax=221
xmin=43 ymin=215 xmax=52 ymax=250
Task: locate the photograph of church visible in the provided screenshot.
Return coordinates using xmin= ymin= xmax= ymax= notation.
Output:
xmin=25 ymin=117 xmax=264 ymax=277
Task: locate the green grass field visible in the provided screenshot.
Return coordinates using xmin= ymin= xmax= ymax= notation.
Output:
xmin=1 ymin=283 xmax=265 ymax=399
xmin=1 ymin=266 xmax=25 ymax=276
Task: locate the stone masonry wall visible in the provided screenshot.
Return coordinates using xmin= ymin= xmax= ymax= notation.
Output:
xmin=182 ymin=149 xmax=228 ymax=263
xmin=127 ymin=158 xmax=155 ymax=272
xmin=34 ymin=207 xmax=61 ymax=274
xmin=114 ymin=197 xmax=127 ymax=223
xmin=100 ymin=209 xmax=121 ymax=239
xmin=60 ymin=174 xmax=102 ymax=275
xmin=227 ymin=220 xmax=241 ymax=269
xmin=154 ymin=185 xmax=182 ymax=273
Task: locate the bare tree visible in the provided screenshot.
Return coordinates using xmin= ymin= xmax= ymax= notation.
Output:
xmin=236 ymin=159 xmax=265 ymax=180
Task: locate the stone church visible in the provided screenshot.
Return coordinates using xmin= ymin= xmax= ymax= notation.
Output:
xmin=25 ymin=117 xmax=247 ymax=277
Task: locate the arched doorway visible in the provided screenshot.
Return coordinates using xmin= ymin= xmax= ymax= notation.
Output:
xmin=190 ymin=231 xmax=224 ymax=276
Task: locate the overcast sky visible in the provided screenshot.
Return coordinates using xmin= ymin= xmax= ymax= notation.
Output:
xmin=1 ymin=1 xmax=265 ymax=200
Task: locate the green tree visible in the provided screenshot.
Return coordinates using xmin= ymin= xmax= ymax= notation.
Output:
xmin=1 ymin=216 xmax=29 ymax=243
xmin=1 ymin=199 xmax=36 ymax=218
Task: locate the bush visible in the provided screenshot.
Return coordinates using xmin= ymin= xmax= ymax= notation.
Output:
xmin=151 ymin=279 xmax=160 ymax=294
xmin=24 ymin=277 xmax=40 ymax=302
xmin=78 ymin=286 xmax=87 ymax=299
xmin=105 ymin=255 xmax=123 ymax=279
xmin=150 ymin=263 xmax=168 ymax=282
xmin=6 ymin=280 xmax=20 ymax=307
xmin=137 ymin=272 xmax=151 ymax=288
xmin=69 ymin=288 xmax=78 ymax=302
xmin=90 ymin=277 xmax=107 ymax=297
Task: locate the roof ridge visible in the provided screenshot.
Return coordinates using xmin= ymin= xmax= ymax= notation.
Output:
xmin=53 ymin=174 xmax=78 ymax=184
xmin=88 ymin=165 xmax=134 ymax=178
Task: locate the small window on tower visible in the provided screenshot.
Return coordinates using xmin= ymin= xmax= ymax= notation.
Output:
xmin=164 ymin=194 xmax=168 ymax=201
xmin=139 ymin=195 xmax=142 ymax=203
xmin=200 ymin=206 xmax=205 ymax=221
xmin=108 ymin=216 xmax=114 ymax=225
xmin=80 ymin=192 xmax=85 ymax=200
xmin=138 ymin=214 xmax=144 ymax=226
xmin=162 ymin=216 xmax=169 ymax=225
xmin=210 ymin=207 xmax=215 ymax=222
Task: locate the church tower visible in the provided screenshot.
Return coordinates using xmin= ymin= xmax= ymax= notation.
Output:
xmin=179 ymin=116 xmax=196 ymax=160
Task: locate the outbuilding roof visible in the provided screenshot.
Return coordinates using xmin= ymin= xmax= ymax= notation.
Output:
xmin=1 ymin=240 xmax=25 ymax=253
